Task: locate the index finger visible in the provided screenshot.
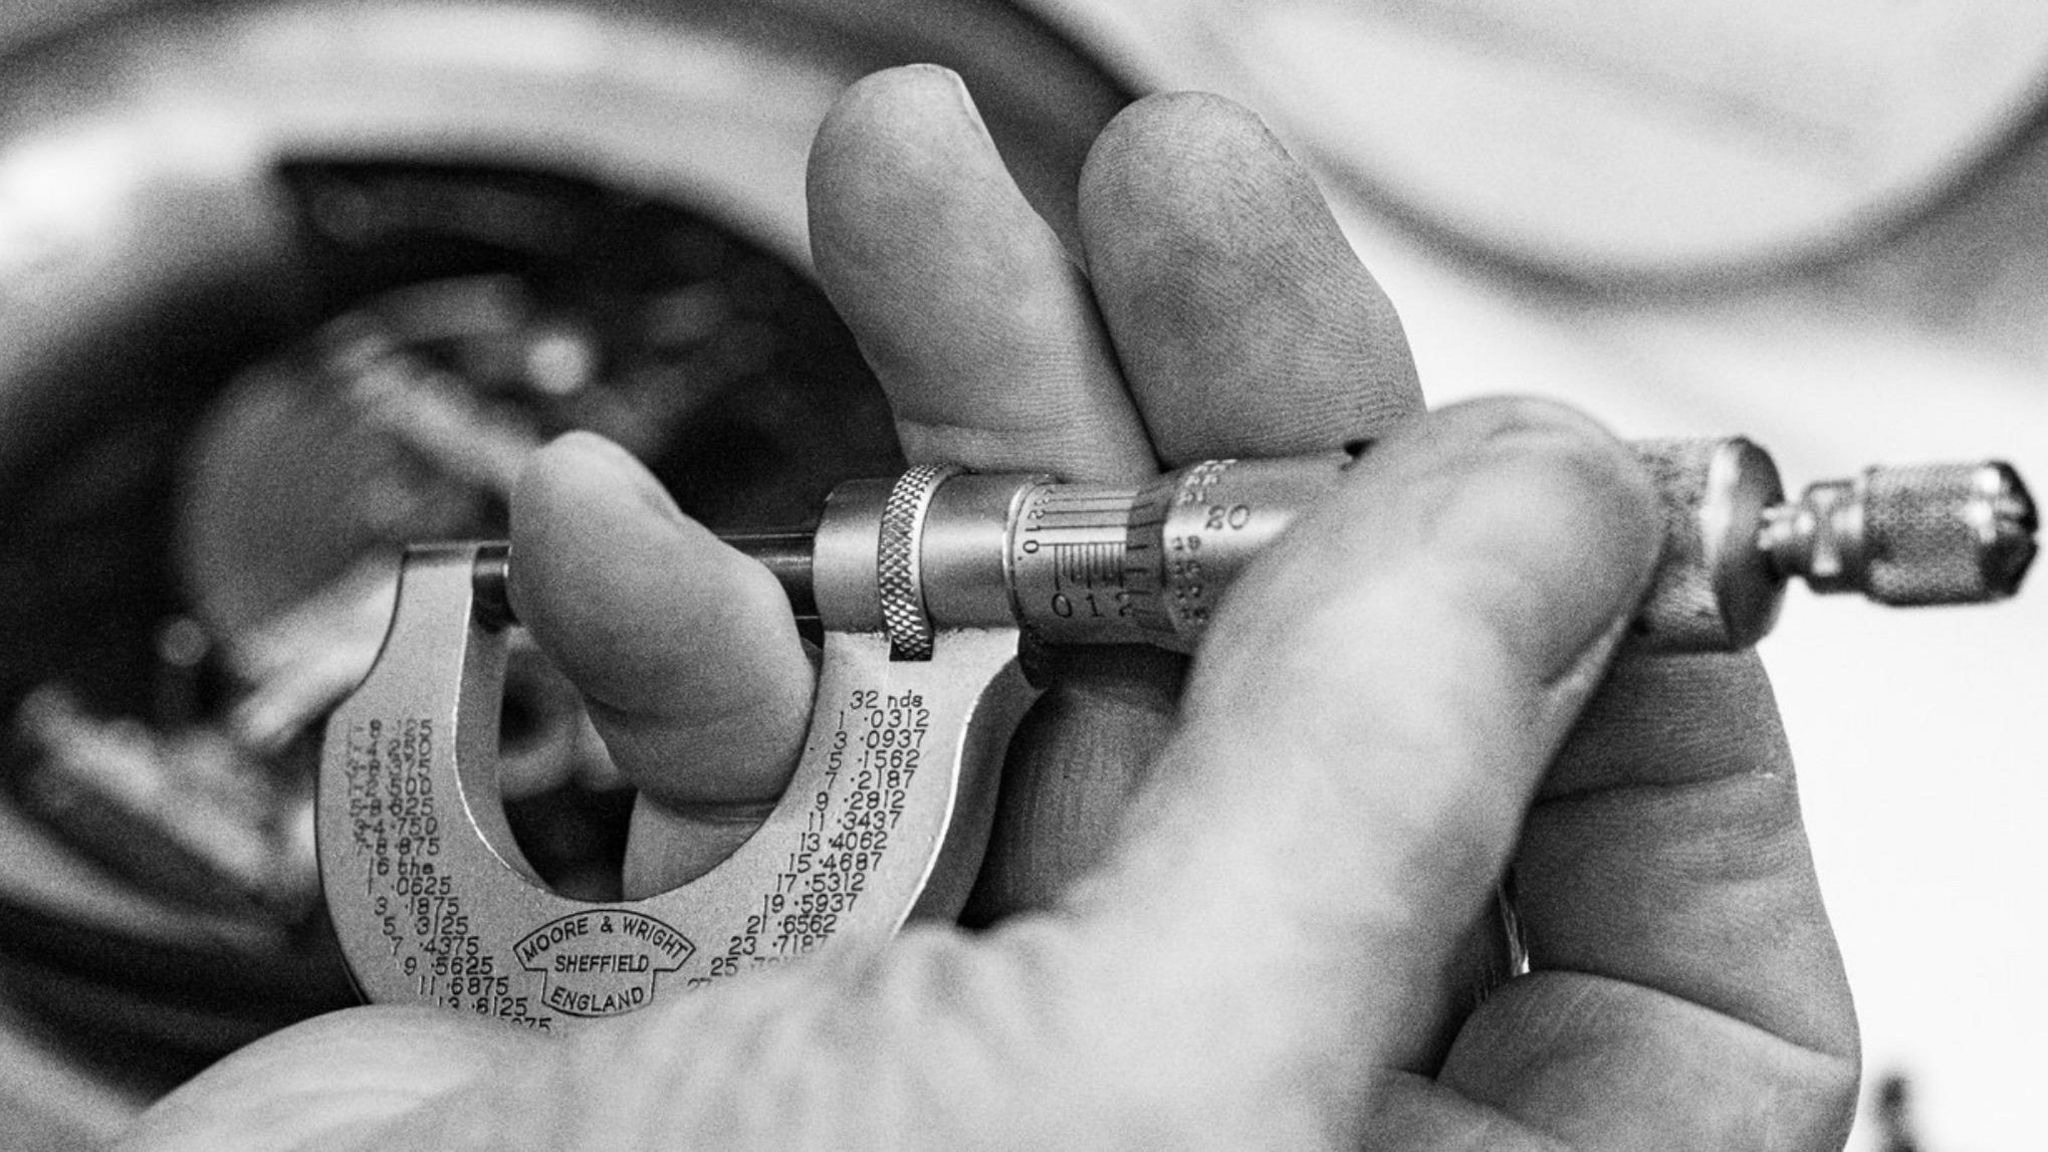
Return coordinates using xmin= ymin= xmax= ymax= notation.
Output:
xmin=806 ymin=65 xmax=1153 ymax=482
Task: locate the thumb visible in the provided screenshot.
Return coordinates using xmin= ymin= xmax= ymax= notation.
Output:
xmin=507 ymin=432 xmax=815 ymax=897
xmin=1056 ymin=398 xmax=1662 ymax=1143
xmin=120 ymin=401 xmax=1669 ymax=1152
xmin=115 ymin=1008 xmax=541 ymax=1152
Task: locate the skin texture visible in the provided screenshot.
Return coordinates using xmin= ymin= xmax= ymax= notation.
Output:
xmin=121 ymin=67 xmax=1858 ymax=1151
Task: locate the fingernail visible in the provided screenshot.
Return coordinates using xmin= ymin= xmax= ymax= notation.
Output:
xmin=943 ymin=68 xmax=993 ymax=141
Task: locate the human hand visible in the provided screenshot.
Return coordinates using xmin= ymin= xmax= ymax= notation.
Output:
xmin=123 ymin=66 xmax=1857 ymax=1150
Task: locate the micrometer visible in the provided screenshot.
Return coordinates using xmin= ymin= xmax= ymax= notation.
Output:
xmin=319 ymin=439 xmax=2036 ymax=1027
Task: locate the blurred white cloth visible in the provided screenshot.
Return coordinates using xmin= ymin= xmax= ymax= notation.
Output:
xmin=1349 ymin=208 xmax=2046 ymax=1152
xmin=1037 ymin=0 xmax=2048 ymax=271
xmin=1032 ymin=2 xmax=2048 ymax=1146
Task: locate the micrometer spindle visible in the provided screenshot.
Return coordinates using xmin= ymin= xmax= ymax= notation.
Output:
xmin=733 ymin=438 xmax=2037 ymax=656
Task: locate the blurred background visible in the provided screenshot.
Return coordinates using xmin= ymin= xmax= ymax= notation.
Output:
xmin=0 ymin=2 xmax=2041 ymax=1148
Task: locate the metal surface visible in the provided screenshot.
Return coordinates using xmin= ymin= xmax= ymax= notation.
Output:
xmin=320 ymin=437 xmax=2037 ymax=1024
xmin=920 ymin=442 xmax=2034 ymax=652
xmin=1761 ymin=460 xmax=2038 ymax=605
xmin=1633 ymin=438 xmax=1789 ymax=651
xmin=320 ymin=544 xmax=1030 ymax=1025
xmin=882 ymin=442 xmax=2033 ymax=655
xmin=877 ymin=464 xmax=965 ymax=661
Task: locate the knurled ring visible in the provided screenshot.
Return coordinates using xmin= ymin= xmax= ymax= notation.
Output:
xmin=878 ymin=463 xmax=963 ymax=660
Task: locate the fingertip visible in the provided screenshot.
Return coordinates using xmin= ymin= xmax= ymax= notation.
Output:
xmin=508 ymin=432 xmax=815 ymax=807
xmin=521 ymin=429 xmax=680 ymax=528
xmin=806 ymin=64 xmax=1153 ymax=480
xmin=1398 ymin=397 xmax=1661 ymax=683
xmin=807 ymin=64 xmax=995 ymax=288
xmin=506 ymin=430 xmax=689 ymax=671
xmin=1260 ymin=398 xmax=1660 ymax=695
xmin=813 ymin=63 xmax=980 ymax=147
xmin=1076 ymin=90 xmax=1421 ymax=462
xmin=1178 ymin=396 xmax=1663 ymax=887
xmin=1080 ymin=91 xmax=1294 ymax=219
xmin=812 ymin=63 xmax=977 ymax=141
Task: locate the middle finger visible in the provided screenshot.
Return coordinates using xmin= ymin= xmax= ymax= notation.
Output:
xmin=806 ymin=64 xmax=1154 ymax=483
xmin=1077 ymin=92 xmax=1423 ymax=464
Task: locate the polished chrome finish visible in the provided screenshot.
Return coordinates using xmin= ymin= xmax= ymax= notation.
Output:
xmin=921 ymin=474 xmax=1043 ymax=630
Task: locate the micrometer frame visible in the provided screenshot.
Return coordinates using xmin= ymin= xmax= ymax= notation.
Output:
xmin=319 ymin=513 xmax=1036 ymax=1027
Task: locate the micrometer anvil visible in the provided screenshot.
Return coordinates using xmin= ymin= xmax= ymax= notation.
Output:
xmin=319 ymin=440 xmax=2037 ymax=1027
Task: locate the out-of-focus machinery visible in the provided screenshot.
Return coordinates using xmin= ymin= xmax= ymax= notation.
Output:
xmin=0 ymin=0 xmax=1128 ymax=1113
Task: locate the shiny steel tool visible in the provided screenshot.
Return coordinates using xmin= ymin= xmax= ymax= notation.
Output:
xmin=320 ymin=439 xmax=2036 ymax=1027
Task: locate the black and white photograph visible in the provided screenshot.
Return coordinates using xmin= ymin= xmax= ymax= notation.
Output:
xmin=0 ymin=3 xmax=2039 ymax=1149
